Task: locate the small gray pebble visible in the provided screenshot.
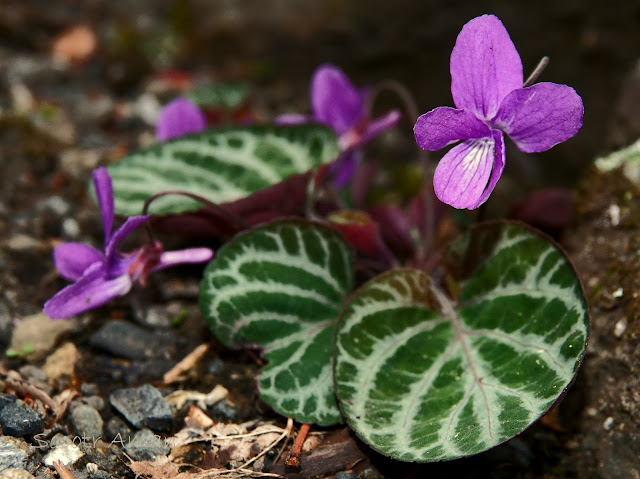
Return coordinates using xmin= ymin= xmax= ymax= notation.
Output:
xmin=79 ymin=383 xmax=99 ymax=396
xmin=0 ymin=401 xmax=43 ymax=437
xmin=70 ymin=405 xmax=103 ymax=440
xmin=50 ymin=434 xmax=72 ymax=448
xmin=79 ymin=396 xmax=105 ymax=411
xmin=359 ymin=469 xmax=384 ymax=479
xmin=207 ymin=358 xmax=224 ymax=375
xmin=123 ymin=429 xmax=169 ymax=461
xmin=335 ymin=473 xmax=358 ymax=479
xmin=109 ymin=384 xmax=172 ymax=431
xmin=0 ymin=438 xmax=27 ymax=473
xmin=0 ymin=468 xmax=35 ymax=479
xmin=104 ymin=417 xmax=132 ymax=444
xmin=89 ymin=321 xmax=156 ymax=360
xmin=210 ymin=399 xmax=237 ymax=420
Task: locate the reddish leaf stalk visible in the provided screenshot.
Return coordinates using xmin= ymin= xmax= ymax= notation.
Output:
xmin=285 ymin=423 xmax=311 ymax=468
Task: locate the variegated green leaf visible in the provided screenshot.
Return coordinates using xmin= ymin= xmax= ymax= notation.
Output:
xmin=200 ymin=220 xmax=354 ymax=425
xmin=334 ymin=222 xmax=588 ymax=461
xmin=108 ymin=124 xmax=338 ymax=216
xmin=186 ymin=82 xmax=251 ymax=109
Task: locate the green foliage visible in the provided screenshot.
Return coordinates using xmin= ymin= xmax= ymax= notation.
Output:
xmin=333 ymin=223 xmax=588 ymax=461
xmin=108 ymin=124 xmax=339 ymax=215
xmin=200 ymin=220 xmax=354 ymax=425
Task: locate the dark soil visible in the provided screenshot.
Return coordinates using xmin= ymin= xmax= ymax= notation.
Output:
xmin=1 ymin=1 xmax=640 ymax=478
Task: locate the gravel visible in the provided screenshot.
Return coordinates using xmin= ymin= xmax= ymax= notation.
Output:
xmin=109 ymin=384 xmax=172 ymax=431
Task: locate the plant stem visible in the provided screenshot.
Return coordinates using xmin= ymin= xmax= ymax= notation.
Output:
xmin=285 ymin=423 xmax=311 ymax=468
xmin=140 ymin=189 xmax=249 ymax=242
xmin=367 ymin=80 xmax=435 ymax=259
xmin=523 ymin=56 xmax=550 ymax=87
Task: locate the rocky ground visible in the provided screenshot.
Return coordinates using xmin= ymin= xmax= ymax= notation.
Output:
xmin=1 ymin=1 xmax=640 ymax=478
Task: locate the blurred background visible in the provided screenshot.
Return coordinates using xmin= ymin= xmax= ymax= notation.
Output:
xmin=1 ymin=0 xmax=640 ymax=189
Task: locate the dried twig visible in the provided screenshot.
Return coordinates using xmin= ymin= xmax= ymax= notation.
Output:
xmin=195 ymin=418 xmax=293 ymax=478
xmin=163 ymin=343 xmax=210 ymax=384
xmin=52 ymin=460 xmax=78 ymax=479
xmin=3 ymin=371 xmax=60 ymax=416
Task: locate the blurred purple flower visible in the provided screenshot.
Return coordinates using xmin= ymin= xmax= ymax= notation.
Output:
xmin=156 ymin=97 xmax=207 ymax=141
xmin=277 ymin=64 xmax=401 ymax=185
xmin=414 ymin=14 xmax=583 ymax=209
xmin=43 ymin=167 xmax=213 ymax=319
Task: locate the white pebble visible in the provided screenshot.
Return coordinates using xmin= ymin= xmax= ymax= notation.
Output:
xmin=43 ymin=444 xmax=84 ymax=466
xmin=608 ymin=204 xmax=620 ymax=226
xmin=614 ymin=318 xmax=628 ymax=338
xmin=62 ymin=217 xmax=80 ymax=239
xmin=603 ymin=416 xmax=614 ymax=431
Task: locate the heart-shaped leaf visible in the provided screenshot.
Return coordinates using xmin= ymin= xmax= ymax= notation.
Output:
xmin=108 ymin=124 xmax=339 ymax=216
xmin=186 ymin=82 xmax=251 ymax=109
xmin=200 ymin=220 xmax=354 ymax=425
xmin=334 ymin=222 xmax=588 ymax=461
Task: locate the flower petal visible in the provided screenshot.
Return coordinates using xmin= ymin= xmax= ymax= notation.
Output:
xmin=414 ymin=107 xmax=491 ymax=151
xmin=153 ymin=247 xmax=214 ymax=271
xmin=43 ymin=262 xmax=132 ymax=319
xmin=311 ymin=64 xmax=365 ymax=134
xmin=433 ymin=135 xmax=497 ymax=209
xmin=329 ymin=151 xmax=360 ymax=187
xmin=493 ymin=82 xmax=584 ymax=152
xmin=358 ymin=110 xmax=402 ymax=147
xmin=104 ymin=215 xmax=150 ymax=263
xmin=475 ymin=130 xmax=505 ymax=206
xmin=53 ymin=242 xmax=104 ymax=281
xmin=92 ymin=167 xmax=114 ymax=245
xmin=274 ymin=113 xmax=311 ymax=125
xmin=450 ymin=14 xmax=523 ymax=120
xmin=156 ymin=97 xmax=206 ymax=141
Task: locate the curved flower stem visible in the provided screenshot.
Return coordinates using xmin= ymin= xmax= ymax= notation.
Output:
xmin=366 ymin=80 xmax=434 ymax=262
xmin=141 ymin=190 xmax=250 ymax=242
xmin=523 ymin=56 xmax=550 ymax=88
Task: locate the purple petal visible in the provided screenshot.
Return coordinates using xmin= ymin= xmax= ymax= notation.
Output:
xmin=156 ymin=97 xmax=207 ymax=141
xmin=53 ymin=242 xmax=104 ymax=281
xmin=414 ymin=107 xmax=491 ymax=151
xmin=104 ymin=215 xmax=150 ymax=263
xmin=152 ymin=247 xmax=214 ymax=271
xmin=493 ymin=82 xmax=584 ymax=152
xmin=43 ymin=262 xmax=132 ymax=319
xmin=311 ymin=64 xmax=365 ymax=135
xmin=329 ymin=151 xmax=360 ymax=187
xmin=475 ymin=130 xmax=505 ymax=206
xmin=92 ymin=167 xmax=114 ymax=245
xmin=433 ymin=135 xmax=497 ymax=209
xmin=358 ymin=109 xmax=402 ymax=147
xmin=274 ymin=113 xmax=311 ymax=125
xmin=450 ymin=14 xmax=523 ymax=120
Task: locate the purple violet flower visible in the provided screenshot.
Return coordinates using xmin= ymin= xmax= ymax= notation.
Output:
xmin=277 ymin=64 xmax=401 ymax=185
xmin=43 ymin=167 xmax=214 ymax=319
xmin=156 ymin=97 xmax=207 ymax=141
xmin=414 ymin=14 xmax=583 ymax=209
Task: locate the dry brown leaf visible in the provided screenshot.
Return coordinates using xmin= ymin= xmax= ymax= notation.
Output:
xmin=166 ymin=384 xmax=228 ymax=410
xmin=128 ymin=456 xmax=197 ymax=479
xmin=52 ymin=25 xmax=97 ymax=64
xmin=185 ymin=405 xmax=215 ymax=428
xmin=53 ymin=389 xmax=79 ymax=421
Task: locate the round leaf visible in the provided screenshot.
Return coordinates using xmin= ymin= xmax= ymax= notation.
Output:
xmin=108 ymin=124 xmax=339 ymax=216
xmin=334 ymin=222 xmax=588 ymax=461
xmin=200 ymin=220 xmax=354 ymax=425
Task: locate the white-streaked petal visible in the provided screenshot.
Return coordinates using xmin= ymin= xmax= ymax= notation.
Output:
xmin=433 ymin=136 xmax=496 ymax=209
